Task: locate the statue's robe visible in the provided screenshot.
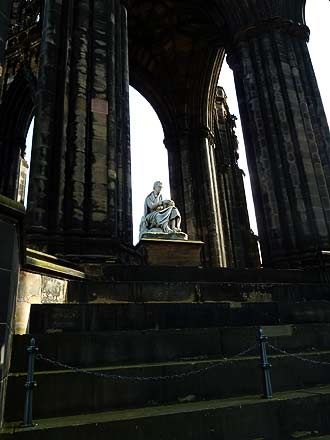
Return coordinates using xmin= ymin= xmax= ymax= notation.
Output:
xmin=140 ymin=192 xmax=180 ymax=236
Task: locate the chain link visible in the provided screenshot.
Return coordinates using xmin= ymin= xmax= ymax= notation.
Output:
xmin=36 ymin=344 xmax=258 ymax=382
xmin=0 ymin=374 xmax=9 ymax=384
xmin=268 ymin=344 xmax=330 ymax=366
xmin=32 ymin=342 xmax=330 ymax=382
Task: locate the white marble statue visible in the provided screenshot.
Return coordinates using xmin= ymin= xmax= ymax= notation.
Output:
xmin=139 ymin=181 xmax=187 ymax=240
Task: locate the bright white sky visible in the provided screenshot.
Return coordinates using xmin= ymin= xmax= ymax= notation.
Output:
xmin=130 ymin=0 xmax=330 ymax=243
xmin=26 ymin=1 xmax=330 ymax=244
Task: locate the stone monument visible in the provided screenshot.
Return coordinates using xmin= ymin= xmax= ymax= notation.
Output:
xmin=139 ymin=181 xmax=188 ymax=240
xmin=137 ymin=181 xmax=203 ymax=266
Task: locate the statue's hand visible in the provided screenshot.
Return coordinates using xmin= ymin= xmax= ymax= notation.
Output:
xmin=164 ymin=199 xmax=175 ymax=207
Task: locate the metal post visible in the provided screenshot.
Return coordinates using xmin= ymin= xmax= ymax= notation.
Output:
xmin=258 ymin=327 xmax=272 ymax=399
xmin=21 ymin=338 xmax=38 ymax=427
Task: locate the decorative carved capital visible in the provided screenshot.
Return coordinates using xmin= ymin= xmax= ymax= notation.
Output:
xmin=164 ymin=126 xmax=215 ymax=152
xmin=226 ymin=17 xmax=310 ymax=73
xmin=235 ymin=17 xmax=309 ymax=45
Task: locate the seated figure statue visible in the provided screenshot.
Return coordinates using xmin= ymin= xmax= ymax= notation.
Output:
xmin=139 ymin=181 xmax=188 ymax=240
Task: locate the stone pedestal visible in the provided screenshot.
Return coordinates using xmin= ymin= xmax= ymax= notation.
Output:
xmin=136 ymin=239 xmax=204 ymax=267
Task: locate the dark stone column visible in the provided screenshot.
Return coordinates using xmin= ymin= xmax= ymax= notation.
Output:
xmin=0 ymin=195 xmax=24 ymax=427
xmin=227 ymin=14 xmax=330 ymax=267
xmin=27 ymin=0 xmax=133 ymax=262
xmin=27 ymin=0 xmax=63 ymax=236
xmin=165 ymin=128 xmax=228 ymax=267
xmin=0 ymin=0 xmax=12 ymax=102
xmin=0 ymin=1 xmax=12 ymax=96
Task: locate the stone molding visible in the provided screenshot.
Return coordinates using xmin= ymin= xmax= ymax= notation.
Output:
xmin=227 ymin=17 xmax=310 ymax=57
xmin=164 ymin=126 xmax=215 ymax=152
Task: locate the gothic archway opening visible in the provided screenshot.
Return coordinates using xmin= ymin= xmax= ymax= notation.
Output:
xmin=20 ymin=117 xmax=34 ymax=207
xmin=0 ymin=69 xmax=35 ymax=201
xmin=129 ymin=86 xmax=171 ymax=244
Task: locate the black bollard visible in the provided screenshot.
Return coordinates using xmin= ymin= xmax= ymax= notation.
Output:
xmin=21 ymin=337 xmax=38 ymax=427
xmin=258 ymin=328 xmax=273 ymax=399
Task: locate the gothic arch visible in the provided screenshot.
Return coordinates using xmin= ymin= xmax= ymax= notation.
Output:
xmin=129 ymin=67 xmax=174 ymax=141
xmin=0 ymin=68 xmax=35 ymax=198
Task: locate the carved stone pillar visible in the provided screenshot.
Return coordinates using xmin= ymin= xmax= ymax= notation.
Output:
xmin=165 ymin=128 xmax=228 ymax=267
xmin=213 ymin=87 xmax=260 ymax=269
xmin=226 ymin=7 xmax=330 ymax=267
xmin=27 ymin=0 xmax=132 ymax=262
xmin=0 ymin=1 xmax=12 ymax=64
xmin=0 ymin=1 xmax=12 ymax=94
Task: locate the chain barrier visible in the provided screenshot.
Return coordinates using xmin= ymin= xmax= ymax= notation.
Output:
xmin=19 ymin=328 xmax=330 ymax=427
xmin=33 ymin=342 xmax=330 ymax=382
xmin=268 ymin=343 xmax=330 ymax=366
xmin=36 ymin=344 xmax=258 ymax=382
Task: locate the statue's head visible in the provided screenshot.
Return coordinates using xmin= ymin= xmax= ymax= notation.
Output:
xmin=153 ymin=181 xmax=163 ymax=194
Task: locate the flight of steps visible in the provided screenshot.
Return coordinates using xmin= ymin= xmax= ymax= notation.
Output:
xmin=3 ymin=267 xmax=330 ymax=439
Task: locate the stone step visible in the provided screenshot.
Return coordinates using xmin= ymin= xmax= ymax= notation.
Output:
xmin=290 ymin=434 xmax=328 ymax=439
xmin=68 ymin=279 xmax=330 ymax=303
xmin=3 ymin=386 xmax=330 ymax=440
xmin=306 ymin=436 xmax=330 ymax=439
xmin=91 ymin=265 xmax=323 ymax=283
xmin=29 ymin=301 xmax=330 ymax=333
xmin=5 ymin=350 xmax=330 ymax=421
xmin=11 ymin=323 xmax=330 ymax=372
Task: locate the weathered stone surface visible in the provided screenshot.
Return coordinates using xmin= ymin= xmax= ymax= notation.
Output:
xmin=68 ymin=278 xmax=330 ymax=304
xmin=140 ymin=231 xmax=188 ymax=241
xmin=136 ymin=238 xmax=204 ymax=267
xmin=0 ymin=1 xmax=12 ymax=73
xmin=6 ymin=348 xmax=330 ymax=422
xmin=213 ymin=86 xmax=260 ymax=268
xmin=1 ymin=0 xmax=327 ymax=270
xmin=15 ymin=270 xmax=68 ymax=334
xmin=2 ymin=388 xmax=330 ymax=440
xmin=28 ymin=300 xmax=330 ymax=333
xmin=17 ymin=272 xmax=41 ymax=304
xmin=11 ymin=323 xmax=330 ymax=372
xmin=41 ymin=276 xmax=67 ymax=304
xmin=3 ymin=2 xmax=330 ymax=438
xmin=3 ymin=0 xmax=133 ymax=262
xmin=226 ymin=14 xmax=330 ymax=267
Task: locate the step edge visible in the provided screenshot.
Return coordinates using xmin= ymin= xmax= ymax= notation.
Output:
xmin=4 ymin=385 xmax=330 ymax=434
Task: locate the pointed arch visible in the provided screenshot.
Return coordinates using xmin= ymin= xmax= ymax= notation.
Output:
xmin=0 ymin=68 xmax=36 ymax=198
